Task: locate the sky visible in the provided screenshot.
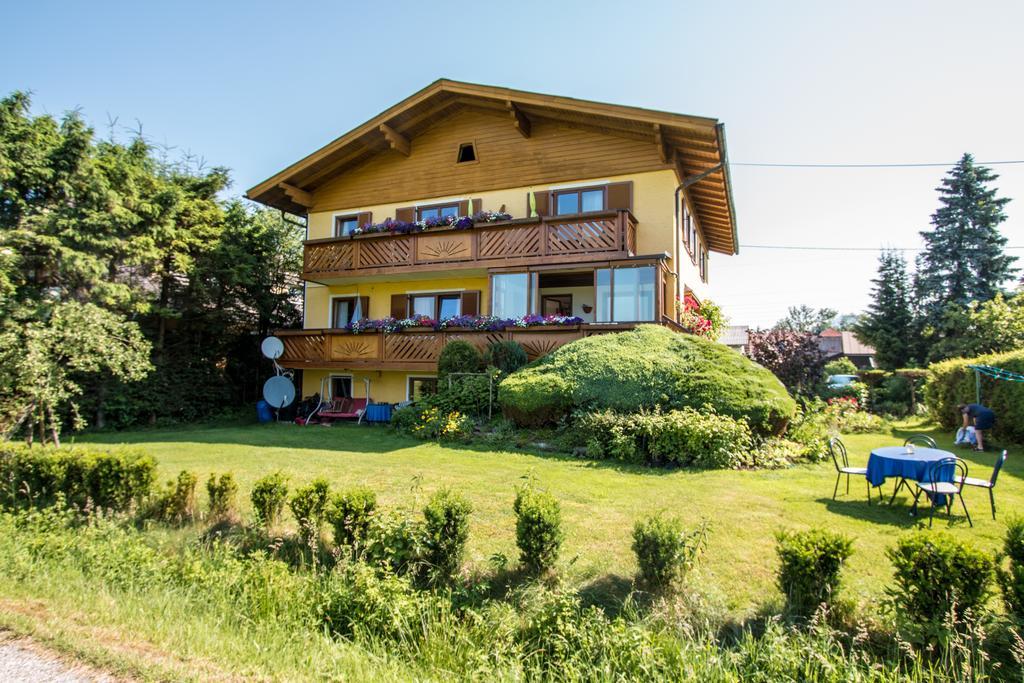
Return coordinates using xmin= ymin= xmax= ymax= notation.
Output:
xmin=3 ymin=0 xmax=1022 ymax=327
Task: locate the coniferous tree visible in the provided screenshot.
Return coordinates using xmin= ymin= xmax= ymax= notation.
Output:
xmin=855 ymin=250 xmax=915 ymax=369
xmin=914 ymin=154 xmax=1016 ymax=328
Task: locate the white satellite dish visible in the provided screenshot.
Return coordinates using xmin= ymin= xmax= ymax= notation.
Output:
xmin=263 ymin=376 xmax=296 ymax=408
xmin=261 ymin=336 xmax=285 ymax=360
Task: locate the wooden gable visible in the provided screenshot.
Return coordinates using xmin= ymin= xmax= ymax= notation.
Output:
xmin=311 ymin=108 xmax=667 ymax=213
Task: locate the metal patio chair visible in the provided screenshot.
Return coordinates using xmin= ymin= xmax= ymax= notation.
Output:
xmin=888 ymin=435 xmax=940 ymax=503
xmin=955 ymin=450 xmax=1008 ymax=520
xmin=911 ymin=457 xmax=971 ymax=528
xmin=829 ymin=437 xmax=873 ymax=503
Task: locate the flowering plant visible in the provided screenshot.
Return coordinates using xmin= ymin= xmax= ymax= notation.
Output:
xmin=349 ymin=210 xmax=512 ymax=237
xmin=344 ymin=313 xmax=582 ymax=334
xmin=512 ymin=314 xmax=584 ymax=327
xmin=676 ymin=295 xmax=725 ymax=340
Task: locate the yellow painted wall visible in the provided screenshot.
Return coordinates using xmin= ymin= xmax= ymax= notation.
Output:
xmin=305 ymin=276 xmax=490 ymax=329
xmin=301 ymin=368 xmax=433 ymax=404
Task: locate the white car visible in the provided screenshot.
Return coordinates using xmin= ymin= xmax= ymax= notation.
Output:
xmin=826 ymin=374 xmax=859 ymax=390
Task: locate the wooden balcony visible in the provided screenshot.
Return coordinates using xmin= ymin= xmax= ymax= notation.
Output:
xmin=274 ymin=322 xmax=669 ymax=371
xmin=302 ymin=210 xmax=638 ymax=281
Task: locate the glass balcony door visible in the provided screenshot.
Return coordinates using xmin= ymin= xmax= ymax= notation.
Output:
xmin=595 ymin=266 xmax=656 ymax=322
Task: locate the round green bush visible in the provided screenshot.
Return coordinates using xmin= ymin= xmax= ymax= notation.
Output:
xmin=437 ymin=340 xmax=482 ymax=382
xmin=484 ymin=340 xmax=529 ymax=375
xmin=498 ymin=325 xmax=796 ymax=434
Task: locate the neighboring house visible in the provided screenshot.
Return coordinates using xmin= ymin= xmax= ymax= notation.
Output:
xmin=818 ymin=328 xmax=877 ymax=369
xmin=720 ymin=325 xmax=749 ymax=354
xmin=247 ymin=80 xmax=739 ymax=403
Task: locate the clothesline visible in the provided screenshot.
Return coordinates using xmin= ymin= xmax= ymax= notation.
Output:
xmin=968 ymin=365 xmax=1024 ymax=383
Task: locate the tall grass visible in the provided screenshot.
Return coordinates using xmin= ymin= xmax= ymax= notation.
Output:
xmin=0 ymin=506 xmax=1008 ymax=681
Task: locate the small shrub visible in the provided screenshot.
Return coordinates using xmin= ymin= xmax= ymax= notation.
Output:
xmin=514 ymin=485 xmax=563 ymax=574
xmin=289 ymin=478 xmax=331 ymax=543
xmin=363 ymin=511 xmax=426 ymax=576
xmin=390 ymin=404 xmax=424 ymax=432
xmin=316 ymin=562 xmax=427 ymax=641
xmin=429 ymin=368 xmax=498 ymax=418
xmin=484 ymin=340 xmax=528 ymax=374
xmin=422 ymin=489 xmax=472 ymax=583
xmin=886 ymin=532 xmax=994 ymax=624
xmin=784 ymin=404 xmax=830 ymax=462
xmin=437 ymin=340 xmax=482 ymax=382
xmin=997 ymin=517 xmax=1024 ymax=622
xmin=632 ymin=514 xmax=707 ymax=591
xmin=251 ymin=472 xmax=289 ymax=529
xmin=643 ymin=408 xmax=753 ymax=468
xmin=410 ymin=406 xmax=473 ymax=442
xmin=326 ymin=486 xmax=377 ymax=551
xmin=574 ymin=410 xmax=640 ymax=463
xmin=153 ymin=470 xmax=198 ymax=525
xmin=823 ymin=357 xmax=858 ymax=377
xmin=206 ymin=473 xmax=238 ymax=519
xmin=498 ymin=372 xmax=573 ymax=427
xmin=823 ymin=397 xmax=886 ymax=433
xmin=775 ymin=528 xmax=854 ymax=616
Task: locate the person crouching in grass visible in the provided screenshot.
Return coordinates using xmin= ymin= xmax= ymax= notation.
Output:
xmin=959 ymin=403 xmax=995 ymax=452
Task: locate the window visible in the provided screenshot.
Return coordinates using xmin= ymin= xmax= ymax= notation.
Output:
xmin=331 ymin=375 xmax=353 ymax=399
xmin=541 ymin=294 xmax=572 ymax=316
xmin=456 ymin=142 xmax=476 ymax=163
xmin=407 ymin=376 xmax=438 ymax=402
xmin=418 ymin=203 xmax=460 ymax=220
xmin=553 ymin=187 xmax=605 ymax=216
xmin=683 ymin=206 xmax=695 ymax=259
xmin=335 ymin=215 xmax=360 ymax=237
xmin=699 ymin=248 xmax=709 ymax=283
xmin=408 ymin=293 xmax=462 ymax=320
xmin=332 ymin=296 xmax=365 ymax=327
xmin=492 ymin=273 xmax=531 ymax=318
xmin=595 ymin=266 xmax=656 ymax=322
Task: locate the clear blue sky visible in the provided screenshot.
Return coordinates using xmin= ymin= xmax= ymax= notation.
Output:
xmin=4 ymin=0 xmax=1022 ymax=327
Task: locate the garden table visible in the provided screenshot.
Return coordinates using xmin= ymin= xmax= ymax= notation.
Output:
xmin=867 ymin=446 xmax=955 ymax=508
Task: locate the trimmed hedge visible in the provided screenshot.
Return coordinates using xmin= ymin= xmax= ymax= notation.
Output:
xmin=924 ymin=348 xmax=1024 ymax=443
xmin=498 ymin=325 xmax=795 ymax=435
xmin=0 ymin=444 xmax=155 ymax=511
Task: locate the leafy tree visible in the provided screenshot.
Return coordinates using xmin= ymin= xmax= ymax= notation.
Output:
xmin=747 ymin=329 xmax=826 ymax=395
xmin=0 ymin=302 xmax=151 ymax=444
xmin=774 ymin=305 xmax=838 ymax=335
xmin=914 ymin=154 xmax=1017 ymax=330
xmin=832 ymin=313 xmax=861 ymax=331
xmin=855 ymin=250 xmax=916 ymax=369
xmin=926 ymin=292 xmax=1024 ymax=361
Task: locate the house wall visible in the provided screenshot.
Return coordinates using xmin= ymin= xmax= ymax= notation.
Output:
xmin=301 ymin=369 xmax=427 ymax=404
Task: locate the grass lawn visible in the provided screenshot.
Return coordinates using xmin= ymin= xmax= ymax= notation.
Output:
xmin=73 ymin=418 xmax=1020 ymax=617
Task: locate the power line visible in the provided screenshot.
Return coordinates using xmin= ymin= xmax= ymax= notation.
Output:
xmin=742 ymin=244 xmax=1024 ymax=252
xmin=733 ymin=160 xmax=1024 ymax=168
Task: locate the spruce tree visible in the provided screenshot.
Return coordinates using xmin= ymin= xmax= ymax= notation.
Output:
xmin=914 ymin=153 xmax=1016 ymax=326
xmin=855 ymin=250 xmax=915 ymax=369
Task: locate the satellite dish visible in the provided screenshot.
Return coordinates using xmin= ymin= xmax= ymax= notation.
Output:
xmin=261 ymin=336 xmax=285 ymax=360
xmin=263 ymin=376 xmax=296 ymax=408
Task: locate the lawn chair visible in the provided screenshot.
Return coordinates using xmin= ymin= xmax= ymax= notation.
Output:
xmin=888 ymin=435 xmax=939 ymax=503
xmin=829 ymin=437 xmax=873 ymax=503
xmin=911 ymin=457 xmax=971 ymax=528
xmin=955 ymin=450 xmax=1008 ymax=520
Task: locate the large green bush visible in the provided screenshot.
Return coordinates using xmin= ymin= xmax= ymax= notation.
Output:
xmin=498 ymin=325 xmax=795 ymax=435
xmin=0 ymin=444 xmax=155 ymax=512
xmin=775 ymin=528 xmax=853 ymax=616
xmin=484 ymin=340 xmax=528 ymax=374
xmin=437 ymin=340 xmax=482 ymax=382
xmin=924 ymin=348 xmax=1024 ymax=442
xmin=886 ymin=532 xmax=994 ymax=625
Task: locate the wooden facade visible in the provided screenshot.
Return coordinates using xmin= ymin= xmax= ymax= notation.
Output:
xmin=303 ymin=210 xmax=638 ymax=282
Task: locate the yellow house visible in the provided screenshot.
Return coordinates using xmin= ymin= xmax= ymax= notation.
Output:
xmin=246 ymin=80 xmax=739 ymax=405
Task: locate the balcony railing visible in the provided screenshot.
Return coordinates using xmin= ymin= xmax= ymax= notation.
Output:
xmin=274 ymin=322 xmax=663 ymax=370
xmin=302 ymin=210 xmax=638 ymax=280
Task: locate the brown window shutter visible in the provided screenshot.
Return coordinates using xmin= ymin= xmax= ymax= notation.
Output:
xmin=606 ymin=181 xmax=633 ymax=212
xmin=390 ymin=294 xmax=408 ymax=319
xmin=471 ymin=198 xmax=482 ymax=215
xmin=358 ymin=296 xmax=370 ymax=319
xmin=356 ymin=211 xmax=372 ymax=227
xmin=530 ymin=191 xmax=550 ymax=217
xmin=460 ymin=290 xmax=480 ymax=316
xmin=457 ymin=200 xmax=470 ymax=216
xmin=395 ymin=206 xmax=415 ymax=222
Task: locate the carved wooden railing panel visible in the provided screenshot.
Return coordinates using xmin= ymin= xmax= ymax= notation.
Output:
xmin=545 ymin=217 xmax=619 ymax=255
xmin=383 ymin=332 xmax=442 ymax=363
xmin=508 ymin=330 xmax=585 ymax=361
xmin=302 ymin=211 xmax=637 ymax=279
xmin=281 ymin=333 xmax=327 ymax=363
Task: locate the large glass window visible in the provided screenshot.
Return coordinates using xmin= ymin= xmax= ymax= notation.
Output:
xmin=492 ymin=273 xmax=530 ymax=318
xmin=332 ymin=297 xmax=360 ymax=327
xmin=438 ymin=295 xmax=461 ymax=320
xmin=594 ymin=266 xmax=656 ymax=322
xmin=554 ymin=187 xmax=605 ymax=216
xmin=407 ymin=376 xmax=438 ymax=401
xmin=411 ymin=296 xmax=435 ymax=317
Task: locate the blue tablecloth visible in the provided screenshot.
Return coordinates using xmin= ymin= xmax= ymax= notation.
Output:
xmin=867 ymin=446 xmax=955 ymax=503
xmin=363 ymin=403 xmax=392 ymax=423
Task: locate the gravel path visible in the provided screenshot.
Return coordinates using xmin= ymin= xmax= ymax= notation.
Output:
xmin=0 ymin=637 xmax=109 ymax=682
